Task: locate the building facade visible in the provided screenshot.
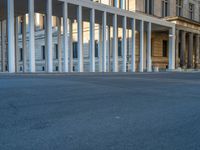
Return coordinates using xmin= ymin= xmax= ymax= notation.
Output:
xmin=0 ymin=0 xmax=198 ymax=73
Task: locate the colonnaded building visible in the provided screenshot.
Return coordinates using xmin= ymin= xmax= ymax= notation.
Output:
xmin=0 ymin=0 xmax=200 ymax=73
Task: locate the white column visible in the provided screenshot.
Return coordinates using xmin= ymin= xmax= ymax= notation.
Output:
xmin=69 ymin=20 xmax=73 ymax=72
xmin=44 ymin=16 xmax=48 ymax=71
xmin=131 ymin=18 xmax=136 ymax=72
xmin=98 ymin=25 xmax=103 ymax=72
xmin=77 ymin=5 xmax=83 ymax=72
xmin=168 ymin=27 xmax=176 ymax=70
xmin=63 ymin=1 xmax=68 ymax=72
xmin=139 ymin=20 xmax=144 ymax=72
xmin=28 ymin=0 xmax=35 ymax=72
xmin=57 ymin=17 xmax=62 ymax=72
xmin=22 ymin=15 xmax=27 ymax=72
xmin=1 ymin=21 xmax=6 ymax=72
xmin=15 ymin=17 xmax=19 ymax=72
xmin=113 ymin=14 xmax=118 ymax=72
xmin=90 ymin=8 xmax=95 ymax=72
xmin=102 ymin=11 xmax=107 ymax=72
xmin=47 ymin=0 xmax=53 ymax=72
xmin=7 ymin=0 xmax=15 ymax=73
xmin=122 ymin=16 xmax=127 ymax=72
xmin=147 ymin=22 xmax=152 ymax=72
xmin=107 ymin=26 xmax=111 ymax=72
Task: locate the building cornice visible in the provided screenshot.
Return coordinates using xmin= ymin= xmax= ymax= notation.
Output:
xmin=164 ymin=16 xmax=200 ymax=26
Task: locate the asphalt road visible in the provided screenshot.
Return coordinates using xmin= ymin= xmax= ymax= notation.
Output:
xmin=0 ymin=72 xmax=200 ymax=150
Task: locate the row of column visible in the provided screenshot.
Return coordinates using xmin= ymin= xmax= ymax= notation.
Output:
xmin=2 ymin=0 xmax=55 ymax=73
xmin=89 ymin=11 xmax=154 ymax=73
xmin=176 ymin=30 xmax=200 ymax=69
xmin=2 ymin=0 xmax=175 ymax=73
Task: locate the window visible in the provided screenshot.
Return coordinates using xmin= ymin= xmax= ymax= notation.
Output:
xmin=145 ymin=0 xmax=154 ymax=15
xmin=55 ymin=66 xmax=59 ymax=71
xmin=176 ymin=0 xmax=183 ymax=16
xmin=20 ymin=66 xmax=23 ymax=71
xmin=162 ymin=40 xmax=168 ymax=57
xmin=54 ymin=44 xmax=58 ymax=59
xmin=189 ymin=3 xmax=194 ymax=20
xmin=199 ymin=6 xmax=200 ymax=21
xmin=20 ymin=48 xmax=23 ymax=61
xmin=42 ymin=16 xmax=45 ymax=30
xmin=42 ymin=45 xmax=45 ymax=60
xmin=73 ymin=42 xmax=78 ymax=58
xmin=162 ymin=0 xmax=168 ymax=17
xmin=95 ymin=41 xmax=98 ymax=58
xmin=20 ymin=18 xmax=23 ymax=34
xmin=118 ymin=39 xmax=122 ymax=57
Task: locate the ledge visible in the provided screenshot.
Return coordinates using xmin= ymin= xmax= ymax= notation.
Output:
xmin=164 ymin=16 xmax=200 ymax=26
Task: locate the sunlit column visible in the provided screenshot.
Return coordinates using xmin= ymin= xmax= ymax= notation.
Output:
xmin=147 ymin=22 xmax=152 ymax=72
xmin=7 ymin=0 xmax=15 ymax=73
xmin=139 ymin=20 xmax=144 ymax=72
xmin=102 ymin=11 xmax=107 ymax=72
xmin=63 ymin=1 xmax=69 ymax=72
xmin=46 ymin=0 xmax=53 ymax=72
xmin=98 ymin=25 xmax=103 ymax=72
xmin=122 ymin=16 xmax=127 ymax=72
xmin=113 ymin=14 xmax=118 ymax=72
xmin=131 ymin=18 xmax=136 ymax=72
xmin=77 ymin=5 xmax=83 ymax=72
xmin=168 ymin=27 xmax=176 ymax=70
xmin=90 ymin=8 xmax=95 ymax=72
xmin=28 ymin=0 xmax=35 ymax=72
xmin=69 ymin=20 xmax=73 ymax=72
xmin=107 ymin=26 xmax=111 ymax=72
